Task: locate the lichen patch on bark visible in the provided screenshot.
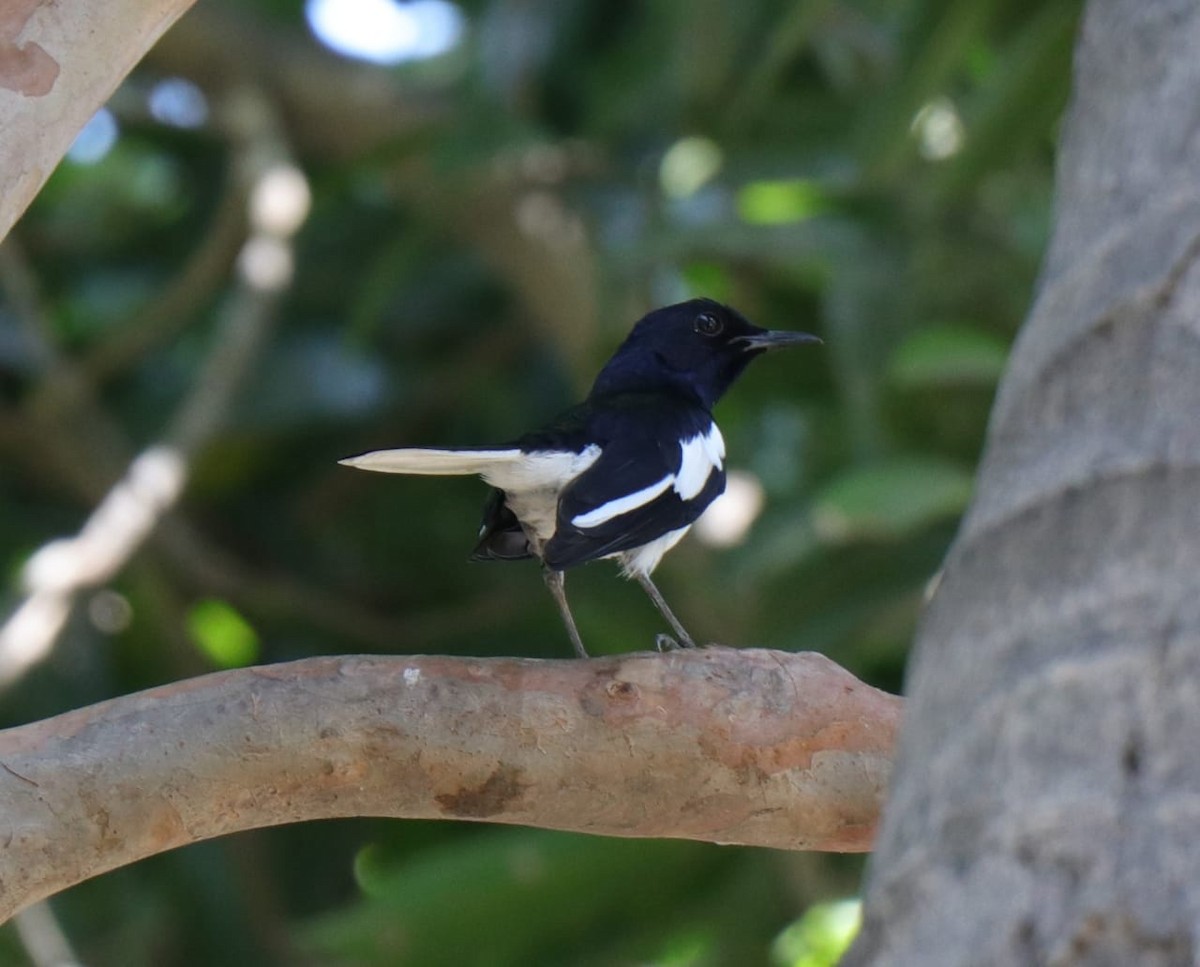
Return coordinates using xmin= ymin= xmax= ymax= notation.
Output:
xmin=435 ymin=764 xmax=528 ymax=818
xmin=1 ymin=1 xmax=60 ymax=97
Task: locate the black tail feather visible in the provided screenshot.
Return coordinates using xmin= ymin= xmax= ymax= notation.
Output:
xmin=469 ymin=489 xmax=534 ymax=562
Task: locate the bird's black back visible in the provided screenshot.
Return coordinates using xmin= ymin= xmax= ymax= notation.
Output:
xmin=471 ymin=390 xmax=721 ymax=569
xmin=470 ymin=299 xmax=796 ymax=568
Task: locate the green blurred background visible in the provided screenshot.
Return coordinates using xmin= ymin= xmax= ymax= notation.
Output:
xmin=0 ymin=0 xmax=1079 ymax=963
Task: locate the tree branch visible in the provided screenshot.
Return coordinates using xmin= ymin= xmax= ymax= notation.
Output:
xmin=146 ymin=3 xmax=602 ymax=375
xmin=0 ymin=83 xmax=307 ymax=689
xmin=0 ymin=647 xmax=900 ymax=923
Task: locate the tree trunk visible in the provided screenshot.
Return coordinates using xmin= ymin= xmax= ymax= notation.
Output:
xmin=848 ymin=0 xmax=1200 ymax=962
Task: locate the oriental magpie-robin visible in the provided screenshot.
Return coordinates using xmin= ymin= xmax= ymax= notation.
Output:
xmin=340 ymin=298 xmax=819 ymax=657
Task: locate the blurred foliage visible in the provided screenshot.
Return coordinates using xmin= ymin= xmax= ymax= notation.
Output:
xmin=187 ymin=599 xmax=261 ymax=668
xmin=770 ymin=898 xmax=860 ymax=967
xmin=0 ymin=0 xmax=1080 ymax=962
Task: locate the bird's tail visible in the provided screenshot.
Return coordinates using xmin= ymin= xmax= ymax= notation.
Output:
xmin=339 ymin=447 xmax=524 ymax=476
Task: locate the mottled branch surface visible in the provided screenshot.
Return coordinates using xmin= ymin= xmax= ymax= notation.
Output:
xmin=0 ymin=647 xmax=899 ymax=923
xmin=0 ymin=0 xmax=198 ymax=242
xmin=848 ymin=1 xmax=1200 ymax=963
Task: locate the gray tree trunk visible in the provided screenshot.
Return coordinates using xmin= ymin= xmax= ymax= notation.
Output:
xmin=847 ymin=1 xmax=1200 ymax=963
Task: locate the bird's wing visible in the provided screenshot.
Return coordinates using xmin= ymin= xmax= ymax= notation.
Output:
xmin=542 ymin=413 xmax=726 ymax=571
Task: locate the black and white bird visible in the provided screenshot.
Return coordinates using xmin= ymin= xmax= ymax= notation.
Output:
xmin=340 ymin=298 xmax=819 ymax=657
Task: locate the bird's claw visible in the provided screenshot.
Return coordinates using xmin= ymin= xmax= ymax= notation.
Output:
xmin=655 ymin=633 xmax=696 ymax=652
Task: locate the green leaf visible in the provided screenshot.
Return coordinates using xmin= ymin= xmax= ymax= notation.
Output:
xmin=812 ymin=457 xmax=974 ymax=541
xmin=771 ymin=898 xmax=861 ymax=967
xmin=306 ymin=830 xmax=725 ymax=966
xmin=681 ymin=261 xmax=734 ymax=303
xmin=659 ymin=136 xmax=723 ymax=198
xmin=938 ymin=0 xmax=1080 ymax=200
xmin=736 ymin=179 xmax=826 ymax=225
xmin=186 ymin=599 xmax=259 ymax=668
xmin=888 ymin=325 xmax=1009 ymax=388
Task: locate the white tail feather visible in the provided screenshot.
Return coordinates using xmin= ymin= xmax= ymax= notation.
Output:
xmin=340 ymin=443 xmax=602 ymax=503
xmin=339 ymin=448 xmax=523 ymax=476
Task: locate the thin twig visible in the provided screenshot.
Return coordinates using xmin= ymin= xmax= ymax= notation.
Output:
xmin=80 ymin=169 xmax=249 ymax=386
xmin=153 ymin=517 xmax=521 ymax=650
xmin=0 ymin=239 xmax=60 ymax=372
xmin=0 ymin=84 xmax=308 ymax=689
xmin=12 ymin=901 xmax=82 ymax=967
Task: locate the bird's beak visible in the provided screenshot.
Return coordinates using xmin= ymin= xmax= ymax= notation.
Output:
xmin=735 ymin=330 xmax=822 ymax=352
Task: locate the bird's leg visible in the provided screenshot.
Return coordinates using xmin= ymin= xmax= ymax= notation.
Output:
xmin=655 ymin=634 xmax=680 ymax=653
xmin=543 ymin=568 xmax=589 ymax=659
xmin=635 ymin=573 xmax=696 ymax=649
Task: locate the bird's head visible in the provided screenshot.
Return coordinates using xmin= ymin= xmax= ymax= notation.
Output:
xmin=589 ymin=298 xmax=821 ymax=409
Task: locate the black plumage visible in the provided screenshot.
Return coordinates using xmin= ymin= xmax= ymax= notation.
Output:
xmin=341 ymin=298 xmax=819 ymax=657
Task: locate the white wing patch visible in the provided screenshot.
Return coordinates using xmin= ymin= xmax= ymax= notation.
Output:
xmin=571 ymin=474 xmax=674 ymax=528
xmin=701 ymin=423 xmax=725 ymax=466
xmin=673 ymin=424 xmax=725 ymax=500
xmin=571 ymin=422 xmax=724 ymax=530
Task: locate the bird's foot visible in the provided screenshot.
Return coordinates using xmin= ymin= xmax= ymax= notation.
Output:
xmin=655 ymin=633 xmax=696 ymax=652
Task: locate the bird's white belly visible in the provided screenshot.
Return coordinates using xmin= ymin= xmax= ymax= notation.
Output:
xmin=482 ymin=445 xmax=602 ymax=549
xmin=615 ymin=526 xmax=690 ymax=577
xmin=504 ymin=487 xmax=564 ymax=546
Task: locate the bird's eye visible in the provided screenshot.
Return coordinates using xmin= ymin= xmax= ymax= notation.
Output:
xmin=694 ymin=312 xmax=723 ymax=336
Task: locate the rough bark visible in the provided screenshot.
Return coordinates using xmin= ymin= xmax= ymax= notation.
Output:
xmin=848 ymin=1 xmax=1200 ymax=963
xmin=0 ymin=647 xmax=900 ymax=924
